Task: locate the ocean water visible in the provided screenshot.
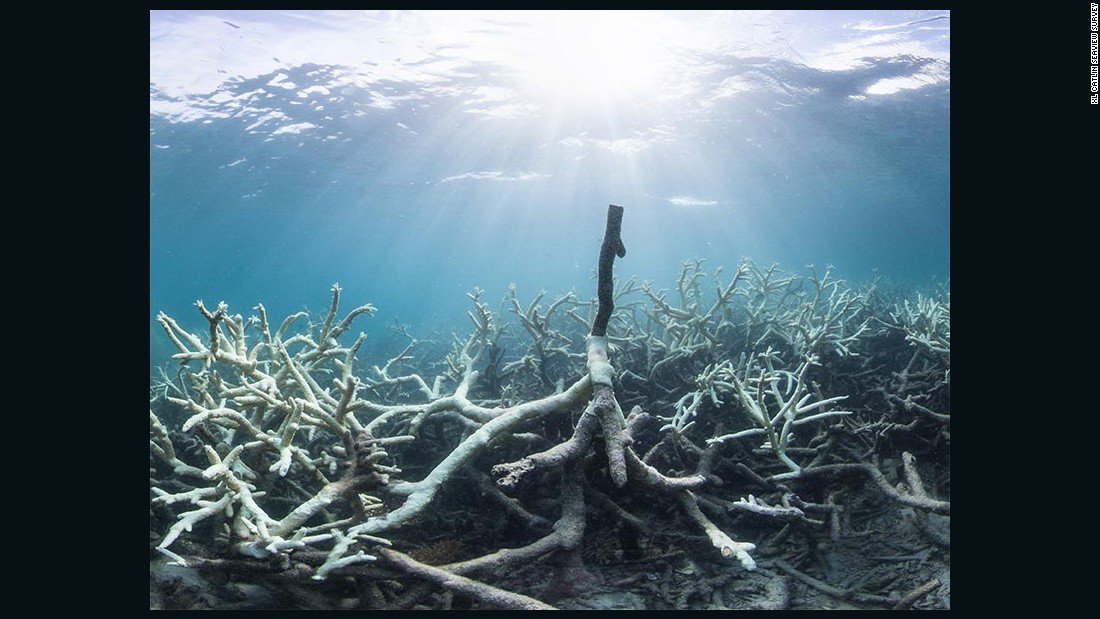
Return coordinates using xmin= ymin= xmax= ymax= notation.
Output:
xmin=150 ymin=9 xmax=949 ymax=370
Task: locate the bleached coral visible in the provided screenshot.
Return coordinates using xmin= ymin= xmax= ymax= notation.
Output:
xmin=150 ymin=249 xmax=949 ymax=609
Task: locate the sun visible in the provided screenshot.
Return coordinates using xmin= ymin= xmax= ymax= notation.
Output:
xmin=506 ymin=11 xmax=673 ymax=107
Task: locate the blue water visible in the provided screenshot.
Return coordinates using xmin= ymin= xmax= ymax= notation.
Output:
xmin=150 ymin=10 xmax=949 ymax=367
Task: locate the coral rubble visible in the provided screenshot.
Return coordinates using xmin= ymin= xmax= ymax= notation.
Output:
xmin=150 ymin=207 xmax=949 ymax=610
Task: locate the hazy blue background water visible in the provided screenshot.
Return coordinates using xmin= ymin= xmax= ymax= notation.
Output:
xmin=150 ymin=10 xmax=949 ymax=367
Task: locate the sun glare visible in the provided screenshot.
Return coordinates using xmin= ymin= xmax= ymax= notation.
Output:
xmin=507 ymin=11 xmax=672 ymax=106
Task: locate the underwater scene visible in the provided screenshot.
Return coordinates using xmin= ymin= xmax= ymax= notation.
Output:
xmin=150 ymin=10 xmax=949 ymax=610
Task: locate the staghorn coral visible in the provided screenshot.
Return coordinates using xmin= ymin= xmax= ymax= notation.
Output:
xmin=150 ymin=206 xmax=949 ymax=610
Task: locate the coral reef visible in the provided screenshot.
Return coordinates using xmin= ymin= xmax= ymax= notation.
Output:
xmin=150 ymin=206 xmax=949 ymax=609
